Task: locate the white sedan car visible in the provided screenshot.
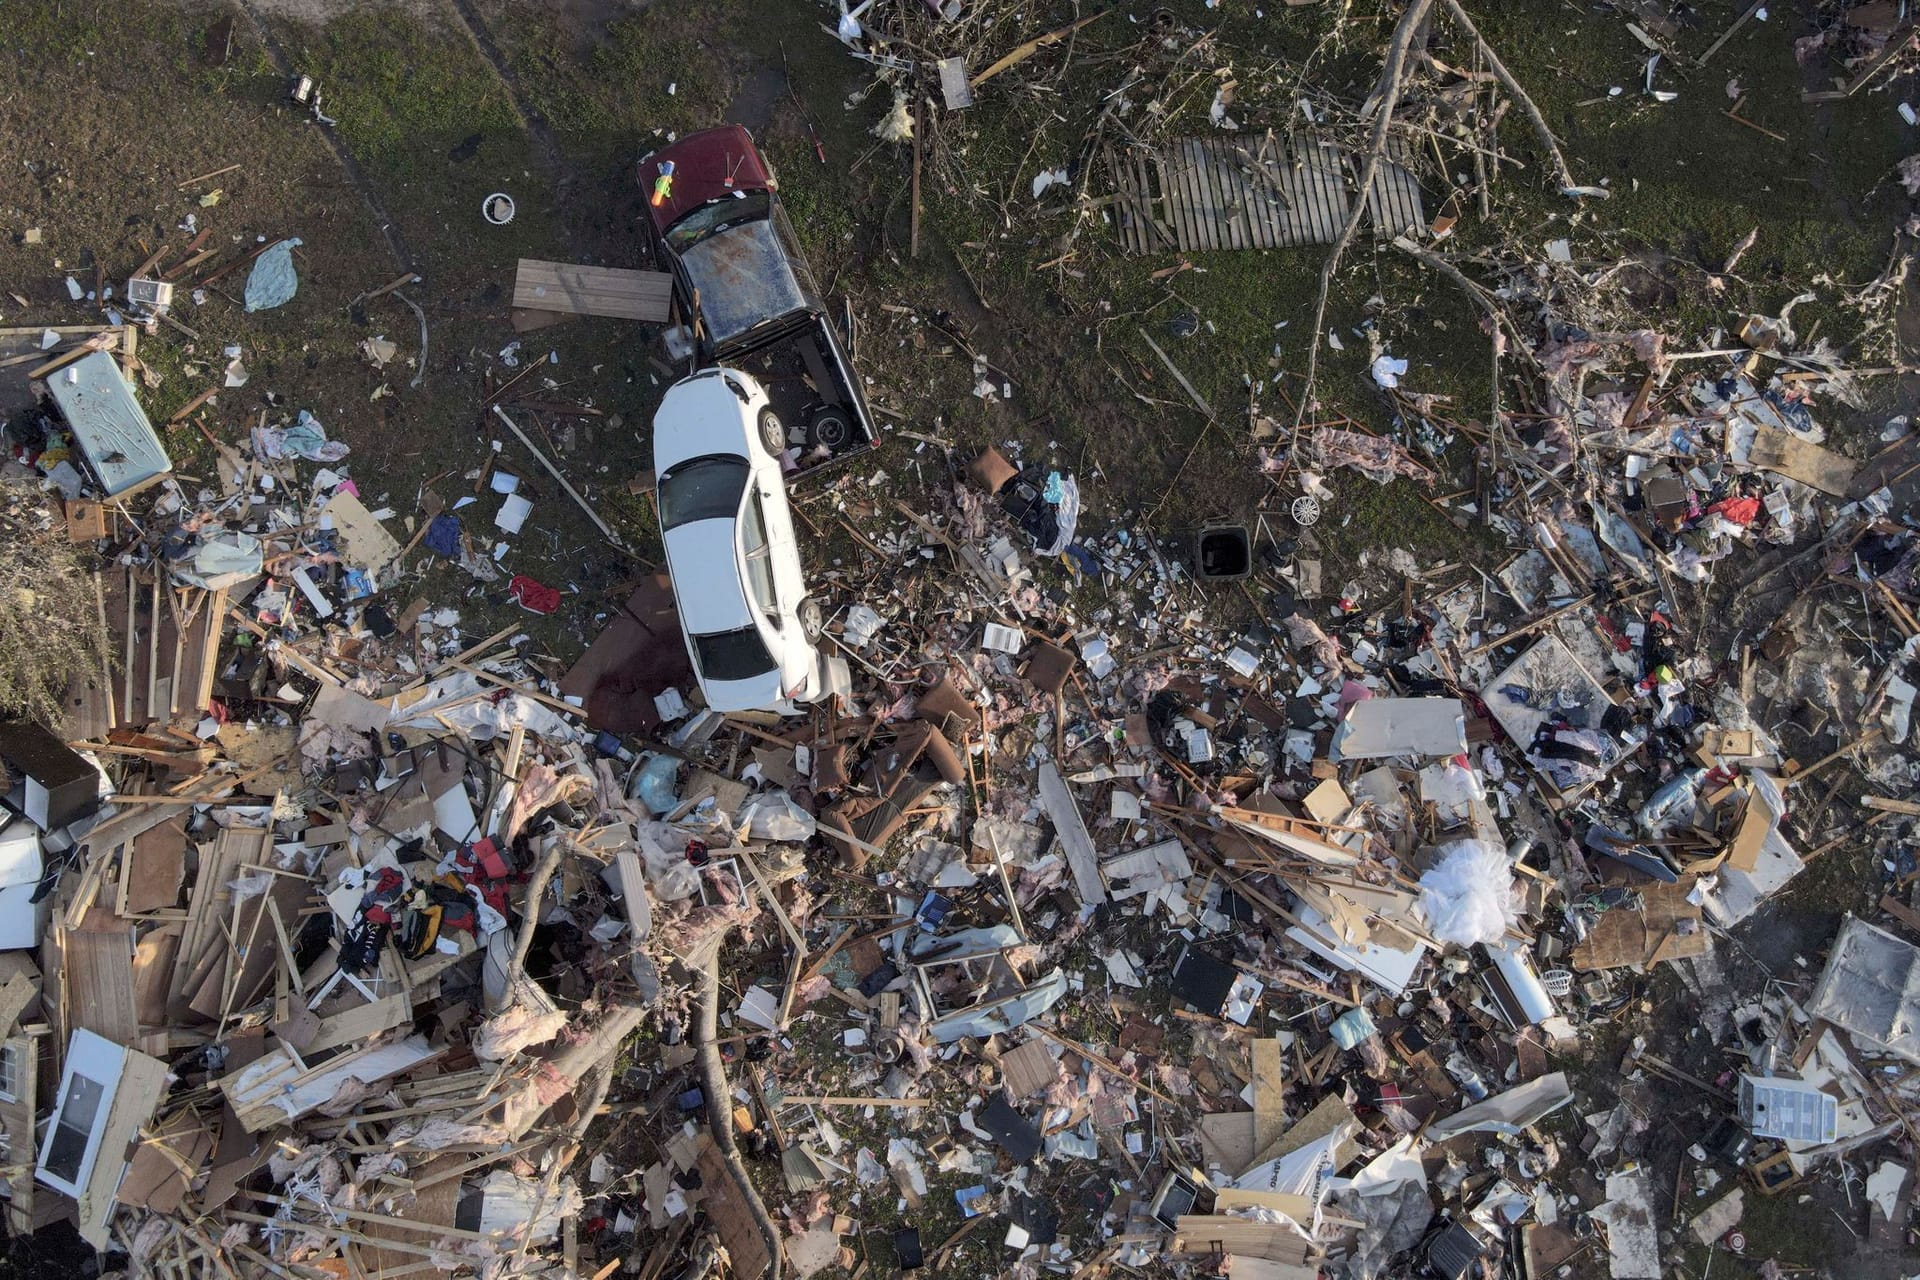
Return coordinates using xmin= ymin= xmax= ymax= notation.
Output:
xmin=653 ymin=369 xmax=839 ymax=712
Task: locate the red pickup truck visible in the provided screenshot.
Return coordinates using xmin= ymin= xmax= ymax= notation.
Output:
xmin=638 ymin=126 xmax=879 ymax=475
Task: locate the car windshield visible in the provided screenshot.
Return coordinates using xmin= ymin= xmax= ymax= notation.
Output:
xmin=665 ymin=190 xmax=772 ymax=253
xmin=691 ymin=625 xmax=776 ymax=681
xmin=658 ymin=456 xmax=748 ymax=531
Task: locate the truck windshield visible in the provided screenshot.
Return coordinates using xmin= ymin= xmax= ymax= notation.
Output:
xmin=666 ymin=190 xmax=772 ymax=253
xmin=658 ymin=456 xmax=748 ymax=531
xmin=691 ymin=625 xmax=776 ymax=681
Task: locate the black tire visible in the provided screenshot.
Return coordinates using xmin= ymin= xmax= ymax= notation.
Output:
xmin=810 ymin=406 xmax=854 ymax=450
xmin=797 ymin=596 xmax=824 ymax=642
xmin=758 ymin=408 xmax=787 ymax=454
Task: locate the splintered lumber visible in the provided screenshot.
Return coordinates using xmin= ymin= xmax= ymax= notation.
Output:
xmin=512 ymin=260 xmax=672 ymax=323
xmin=1036 ymin=761 xmax=1107 ymax=904
xmin=167 ymin=825 xmax=272 ymax=1023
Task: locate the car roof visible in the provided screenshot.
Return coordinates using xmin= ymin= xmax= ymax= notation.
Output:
xmin=661 ymin=517 xmax=752 ymax=634
xmin=679 ymin=218 xmax=808 ymax=348
xmin=640 ymin=125 xmax=775 ymax=233
xmin=654 ymin=373 xmax=753 ymax=474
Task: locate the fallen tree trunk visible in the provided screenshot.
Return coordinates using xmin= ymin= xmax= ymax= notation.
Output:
xmin=500 ymin=999 xmax=649 ymax=1140
xmin=697 ymin=959 xmax=784 ymax=1280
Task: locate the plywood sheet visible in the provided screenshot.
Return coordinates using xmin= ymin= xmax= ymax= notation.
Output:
xmin=1571 ymin=877 xmax=1708 ymax=971
xmin=1252 ymin=1037 xmax=1287 ymax=1155
xmin=122 ymin=819 xmax=188 ymax=914
xmin=355 ymin=1152 xmax=464 ymax=1271
xmin=64 ymin=926 xmax=139 ymax=1047
xmin=999 ymin=1038 xmax=1059 ymax=1099
xmin=696 ymin=1139 xmax=774 ymax=1280
xmin=323 ymin=490 xmax=403 ymax=576
xmin=1746 ymin=424 xmax=1858 ymax=496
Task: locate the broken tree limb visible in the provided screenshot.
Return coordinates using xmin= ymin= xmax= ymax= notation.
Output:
xmin=1296 ymin=0 xmax=1434 ymax=431
xmin=970 ymin=9 xmax=1108 ymax=88
xmin=1437 ymin=0 xmax=1599 ymax=199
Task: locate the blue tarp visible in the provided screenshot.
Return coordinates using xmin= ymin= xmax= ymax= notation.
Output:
xmin=244 ymin=238 xmax=304 ymax=312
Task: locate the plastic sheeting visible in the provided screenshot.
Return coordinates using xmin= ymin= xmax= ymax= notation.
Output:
xmin=1417 ymin=839 xmax=1517 ymax=947
xmin=244 ymin=238 xmax=304 ymax=312
xmin=171 ymin=529 xmax=264 ymax=589
xmin=738 ymin=790 xmax=816 ymax=842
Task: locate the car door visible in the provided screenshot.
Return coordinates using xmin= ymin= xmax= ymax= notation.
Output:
xmin=753 ymin=469 xmax=804 ymax=624
xmin=739 ymin=487 xmax=781 ymax=628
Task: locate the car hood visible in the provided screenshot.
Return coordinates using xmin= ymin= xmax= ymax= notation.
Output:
xmin=680 ymin=219 xmax=808 ymax=348
xmin=653 ymin=374 xmax=752 ymax=475
xmin=660 ymin=518 xmax=749 ymax=634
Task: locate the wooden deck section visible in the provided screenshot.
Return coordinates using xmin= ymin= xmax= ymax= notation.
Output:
xmin=1105 ymin=134 xmax=1425 ymax=255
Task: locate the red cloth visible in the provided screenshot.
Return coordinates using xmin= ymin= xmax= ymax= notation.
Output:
xmin=1708 ymin=496 xmax=1761 ymax=526
xmin=509 ymin=574 xmax=561 ymax=614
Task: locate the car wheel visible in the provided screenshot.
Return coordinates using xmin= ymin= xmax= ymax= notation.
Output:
xmin=797 ymin=596 xmax=824 ymax=642
xmin=810 ymin=406 xmax=854 ymax=450
xmin=759 ymin=408 xmax=788 ymax=454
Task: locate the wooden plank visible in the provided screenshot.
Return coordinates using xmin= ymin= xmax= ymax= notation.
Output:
xmin=1155 ymin=150 xmax=1191 ymax=251
xmin=1036 ymin=761 xmax=1107 ymax=904
xmin=1880 ymin=893 xmax=1920 ymax=937
xmin=1222 ymin=139 xmax=1261 ymax=249
xmin=1179 ymin=143 xmax=1216 ymax=251
xmin=1112 ymin=149 xmax=1140 ymax=255
xmin=1134 ymin=148 xmax=1176 ymax=252
xmin=1212 ymin=140 xmax=1248 ymax=251
xmin=168 ymin=826 xmax=268 ymax=1023
xmin=1251 ymin=1036 xmax=1286 ymax=1154
xmin=511 ymin=260 xmax=672 ymax=323
xmin=695 ymin=1141 xmax=774 ymax=1280
xmin=301 ymin=992 xmax=414 ymax=1055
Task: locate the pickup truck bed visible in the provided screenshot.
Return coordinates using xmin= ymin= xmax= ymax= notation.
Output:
xmin=717 ymin=310 xmax=875 ymax=472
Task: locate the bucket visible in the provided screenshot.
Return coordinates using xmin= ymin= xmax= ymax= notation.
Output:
xmin=1195 ymin=524 xmax=1250 ymax=580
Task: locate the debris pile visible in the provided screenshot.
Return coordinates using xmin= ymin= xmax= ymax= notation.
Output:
xmin=4 ymin=3 xmax=1920 ymax=1278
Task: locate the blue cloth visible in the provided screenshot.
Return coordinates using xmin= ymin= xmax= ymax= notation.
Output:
xmin=425 ymin=514 xmax=462 ymax=558
xmin=1042 ymin=471 xmax=1064 ymax=503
